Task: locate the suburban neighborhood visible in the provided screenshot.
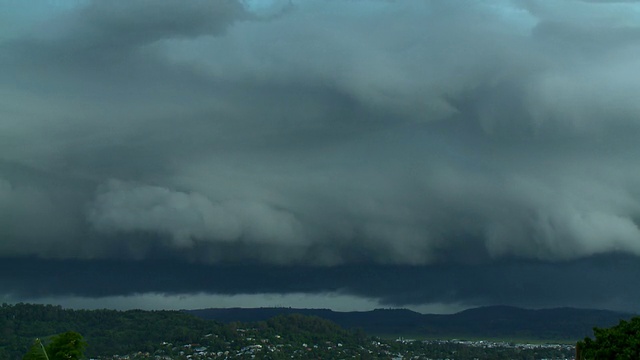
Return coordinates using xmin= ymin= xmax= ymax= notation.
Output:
xmin=95 ymin=327 xmax=576 ymax=360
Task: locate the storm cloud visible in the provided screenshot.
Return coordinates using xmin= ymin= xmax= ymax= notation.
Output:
xmin=2 ymin=0 xmax=640 ymax=311
xmin=3 ymin=255 xmax=640 ymax=312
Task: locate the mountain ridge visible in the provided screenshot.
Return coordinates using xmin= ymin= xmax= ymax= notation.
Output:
xmin=185 ymin=305 xmax=635 ymax=341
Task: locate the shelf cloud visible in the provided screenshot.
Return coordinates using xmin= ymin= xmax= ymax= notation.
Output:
xmin=2 ymin=0 xmax=640 ymax=311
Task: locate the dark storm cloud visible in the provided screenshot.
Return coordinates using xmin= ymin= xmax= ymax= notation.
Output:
xmin=5 ymin=0 xmax=246 ymax=60
xmin=2 ymin=0 xmax=640 ymax=310
xmin=3 ymin=255 xmax=640 ymax=312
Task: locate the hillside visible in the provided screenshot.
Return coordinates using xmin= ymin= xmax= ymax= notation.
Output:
xmin=0 ymin=303 xmax=226 ymax=359
xmin=1 ymin=303 xmax=379 ymax=360
xmin=0 ymin=303 xmax=584 ymax=359
xmin=187 ymin=305 xmax=635 ymax=341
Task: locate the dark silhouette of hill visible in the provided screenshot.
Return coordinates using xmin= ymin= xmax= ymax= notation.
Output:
xmin=186 ymin=305 xmax=634 ymax=341
xmin=0 ymin=303 xmax=367 ymax=360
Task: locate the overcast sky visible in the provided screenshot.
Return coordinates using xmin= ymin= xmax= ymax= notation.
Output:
xmin=2 ymin=0 xmax=640 ymax=314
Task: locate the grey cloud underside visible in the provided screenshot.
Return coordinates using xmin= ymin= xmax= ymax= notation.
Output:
xmin=2 ymin=0 xmax=640 ymax=271
xmin=2 ymin=255 xmax=640 ymax=312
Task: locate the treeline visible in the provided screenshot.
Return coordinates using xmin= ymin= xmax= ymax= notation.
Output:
xmin=260 ymin=313 xmax=367 ymax=345
xmin=577 ymin=317 xmax=640 ymax=359
xmin=0 ymin=303 xmax=368 ymax=360
xmin=0 ymin=303 xmax=581 ymax=360
xmin=0 ymin=303 xmax=225 ymax=359
xmin=188 ymin=305 xmax=633 ymax=341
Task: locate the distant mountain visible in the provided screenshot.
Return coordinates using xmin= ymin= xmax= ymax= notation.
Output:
xmin=186 ymin=305 xmax=635 ymax=341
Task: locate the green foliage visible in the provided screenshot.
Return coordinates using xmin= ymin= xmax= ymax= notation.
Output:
xmin=0 ymin=303 xmax=226 ymax=359
xmin=3 ymin=303 xmax=576 ymax=360
xmin=22 ymin=339 xmax=48 ymax=360
xmin=264 ymin=314 xmax=361 ymax=344
xmin=45 ymin=331 xmax=86 ymax=360
xmin=577 ymin=317 xmax=640 ymax=359
xmin=23 ymin=332 xmax=86 ymax=360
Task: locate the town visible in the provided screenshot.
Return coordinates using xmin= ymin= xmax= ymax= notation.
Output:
xmin=97 ymin=327 xmax=576 ymax=360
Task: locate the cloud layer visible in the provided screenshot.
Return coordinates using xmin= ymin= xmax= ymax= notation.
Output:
xmin=3 ymin=255 xmax=640 ymax=312
xmin=2 ymin=0 xmax=640 ymax=310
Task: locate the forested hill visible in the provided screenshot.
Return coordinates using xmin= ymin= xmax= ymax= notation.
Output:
xmin=0 ymin=303 xmax=222 ymax=359
xmin=0 ymin=303 xmax=366 ymax=360
xmin=1 ymin=303 xmax=633 ymax=359
xmin=186 ymin=305 xmax=635 ymax=341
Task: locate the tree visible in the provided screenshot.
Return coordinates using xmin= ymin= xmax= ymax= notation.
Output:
xmin=45 ymin=331 xmax=86 ymax=360
xmin=577 ymin=317 xmax=640 ymax=360
xmin=22 ymin=339 xmax=48 ymax=360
